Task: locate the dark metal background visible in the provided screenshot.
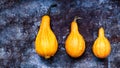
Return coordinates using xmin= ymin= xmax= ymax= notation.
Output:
xmin=0 ymin=0 xmax=120 ymax=68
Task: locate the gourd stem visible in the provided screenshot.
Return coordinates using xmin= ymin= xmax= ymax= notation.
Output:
xmin=45 ymin=56 xmax=50 ymax=59
xmin=41 ymin=4 xmax=57 ymax=29
xmin=46 ymin=4 xmax=57 ymax=15
xmin=98 ymin=27 xmax=105 ymax=37
xmin=71 ymin=16 xmax=82 ymax=32
xmin=73 ymin=16 xmax=82 ymax=22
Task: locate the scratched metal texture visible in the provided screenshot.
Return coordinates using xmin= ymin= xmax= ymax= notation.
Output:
xmin=0 ymin=0 xmax=120 ymax=68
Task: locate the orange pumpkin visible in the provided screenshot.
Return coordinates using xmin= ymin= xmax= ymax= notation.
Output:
xmin=35 ymin=15 xmax=58 ymax=59
xmin=65 ymin=17 xmax=85 ymax=58
xmin=92 ymin=27 xmax=111 ymax=58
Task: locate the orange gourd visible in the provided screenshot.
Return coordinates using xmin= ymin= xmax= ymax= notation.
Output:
xmin=35 ymin=5 xmax=58 ymax=59
xmin=65 ymin=17 xmax=85 ymax=58
xmin=92 ymin=27 xmax=111 ymax=58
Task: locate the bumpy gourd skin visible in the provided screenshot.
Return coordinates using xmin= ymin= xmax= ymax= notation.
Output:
xmin=65 ymin=20 xmax=85 ymax=58
xmin=35 ymin=15 xmax=58 ymax=59
xmin=92 ymin=27 xmax=111 ymax=58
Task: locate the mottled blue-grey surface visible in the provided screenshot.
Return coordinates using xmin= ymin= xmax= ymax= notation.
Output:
xmin=0 ymin=0 xmax=120 ymax=68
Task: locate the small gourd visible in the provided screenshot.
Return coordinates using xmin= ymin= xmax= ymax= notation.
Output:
xmin=92 ymin=27 xmax=111 ymax=58
xmin=65 ymin=17 xmax=85 ymax=58
xmin=35 ymin=5 xmax=58 ymax=59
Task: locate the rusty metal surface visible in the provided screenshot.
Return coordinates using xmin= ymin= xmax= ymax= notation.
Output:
xmin=0 ymin=0 xmax=120 ymax=68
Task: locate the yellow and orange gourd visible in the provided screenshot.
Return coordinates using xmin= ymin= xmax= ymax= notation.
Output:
xmin=65 ymin=17 xmax=85 ymax=58
xmin=92 ymin=27 xmax=111 ymax=58
xmin=35 ymin=15 xmax=58 ymax=59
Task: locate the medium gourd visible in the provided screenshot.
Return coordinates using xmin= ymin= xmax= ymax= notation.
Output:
xmin=92 ymin=27 xmax=111 ymax=58
xmin=35 ymin=5 xmax=58 ymax=59
xmin=65 ymin=17 xmax=85 ymax=58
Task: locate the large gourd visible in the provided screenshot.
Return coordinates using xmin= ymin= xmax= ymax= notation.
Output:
xmin=65 ymin=17 xmax=85 ymax=58
xmin=35 ymin=5 xmax=58 ymax=59
xmin=92 ymin=27 xmax=111 ymax=58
